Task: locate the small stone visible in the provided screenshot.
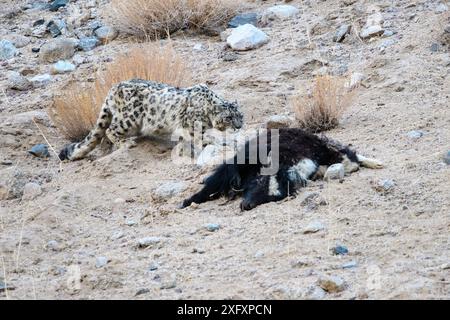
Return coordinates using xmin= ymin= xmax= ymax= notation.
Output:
xmin=95 ymin=26 xmax=118 ymax=44
xmin=430 ymin=43 xmax=440 ymax=52
xmin=126 ymin=219 xmax=137 ymax=226
xmin=228 ymin=13 xmax=258 ymax=28
xmin=222 ymin=51 xmax=238 ymax=62
xmin=160 ymin=279 xmax=177 ymax=290
xmin=348 ymin=72 xmax=365 ymax=89
xmin=40 ymin=38 xmax=78 ymax=63
xmin=32 ymin=47 xmax=40 ymax=53
xmin=443 ymin=151 xmax=450 ymax=165
xmin=95 ymin=257 xmax=108 ymax=268
xmin=22 ymin=182 xmax=42 ymax=200
xmin=153 ymin=181 xmax=187 ymax=200
xmin=138 ymin=237 xmax=161 ymax=248
xmin=196 ymin=144 xmax=223 ymax=167
xmin=374 ymin=179 xmax=395 ymax=193
xmin=51 ymin=60 xmax=76 ymax=74
xmin=135 ymin=288 xmax=150 ymax=296
xmin=290 ymin=259 xmax=310 ymax=268
xmin=49 ymin=0 xmax=68 ymax=12
xmin=7 ymin=72 xmax=32 ymax=91
xmin=440 ymin=263 xmax=450 ymax=270
xmin=264 ymin=5 xmax=299 ymax=20
xmin=324 ymin=163 xmax=345 ymax=181
xmin=317 ymin=275 xmax=346 ymax=293
xmin=0 ymin=280 xmax=15 ymax=292
xmin=226 ymin=24 xmax=269 ymax=51
xmin=46 ymin=240 xmax=61 ymax=251
xmin=303 ymin=285 xmax=326 ymax=300
xmin=148 ymin=262 xmax=159 ymax=271
xmin=303 ymin=221 xmax=325 ymax=234
xmin=435 ymin=3 xmax=448 ymax=13
xmin=46 ymin=19 xmax=66 ymax=37
xmin=333 ymin=24 xmax=351 ymax=42
xmin=360 ymin=25 xmax=384 ymax=39
xmin=30 ymin=74 xmax=52 ymax=87
xmin=407 ymin=130 xmax=424 ymax=139
xmin=382 ymin=30 xmax=394 ymax=37
xmin=342 ymin=261 xmax=358 ymax=269
xmin=265 ymin=114 xmax=294 ymax=129
xmin=0 ymin=39 xmax=17 ymax=60
xmin=254 ymin=251 xmax=264 ymax=259
xmin=110 ymin=231 xmax=124 ymax=240
xmin=28 ymin=144 xmax=50 ymax=158
xmin=78 ymin=37 xmax=99 ymax=51
xmin=205 ymin=223 xmax=220 ymax=232
xmin=331 ymin=245 xmax=348 ymax=255
xmin=193 ymin=43 xmax=203 ymax=51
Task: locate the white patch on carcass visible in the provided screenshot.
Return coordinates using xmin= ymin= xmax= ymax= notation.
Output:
xmin=287 ymin=158 xmax=317 ymax=183
xmin=268 ymin=175 xmax=281 ymax=196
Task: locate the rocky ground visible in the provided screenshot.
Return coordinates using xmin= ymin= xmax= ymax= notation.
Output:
xmin=1 ymin=0 xmax=449 ymax=300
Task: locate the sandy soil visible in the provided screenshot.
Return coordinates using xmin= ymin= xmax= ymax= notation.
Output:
xmin=0 ymin=0 xmax=449 ymax=299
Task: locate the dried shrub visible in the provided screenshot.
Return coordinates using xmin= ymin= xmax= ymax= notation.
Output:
xmin=50 ymin=43 xmax=193 ymax=141
xmin=111 ymin=0 xmax=239 ymax=38
xmin=292 ymin=75 xmax=354 ymax=133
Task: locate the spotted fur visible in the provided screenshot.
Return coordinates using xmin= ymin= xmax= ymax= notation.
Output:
xmin=59 ymin=79 xmax=243 ymax=160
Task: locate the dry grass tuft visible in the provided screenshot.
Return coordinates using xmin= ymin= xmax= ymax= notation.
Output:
xmin=111 ymin=0 xmax=239 ymax=38
xmin=292 ymin=75 xmax=354 ymax=133
xmin=50 ymin=43 xmax=193 ymax=141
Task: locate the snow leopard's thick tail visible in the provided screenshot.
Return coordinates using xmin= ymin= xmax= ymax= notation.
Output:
xmin=59 ymin=102 xmax=113 ymax=161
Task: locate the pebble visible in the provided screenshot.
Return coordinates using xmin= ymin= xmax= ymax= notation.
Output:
xmin=95 ymin=256 xmax=108 ymax=268
xmin=30 ymin=74 xmax=52 ymax=87
xmin=110 ymin=231 xmax=124 ymax=240
xmin=443 ymin=151 xmax=450 ymax=165
xmin=51 ymin=60 xmax=76 ymax=74
xmin=148 ymin=262 xmax=159 ymax=271
xmin=7 ymin=72 xmax=32 ymax=91
xmin=78 ymin=37 xmax=99 ymax=51
xmin=95 ymin=26 xmax=118 ymax=44
xmin=227 ymin=24 xmax=269 ymax=51
xmin=376 ymin=179 xmax=395 ymax=193
xmin=135 ymin=288 xmax=150 ymax=296
xmin=205 ymin=223 xmax=220 ymax=232
xmin=0 ymin=280 xmax=15 ymax=292
xmin=317 ymin=275 xmax=346 ymax=293
xmin=46 ymin=19 xmax=66 ymax=37
xmin=303 ymin=285 xmax=326 ymax=300
xmin=28 ymin=144 xmax=50 ymax=158
xmin=228 ymin=13 xmax=258 ymax=28
xmin=435 ymin=3 xmax=448 ymax=13
xmin=138 ymin=237 xmax=161 ymax=248
xmin=46 ymin=240 xmax=61 ymax=251
xmin=333 ymin=24 xmax=351 ymax=42
xmin=407 ymin=130 xmax=424 ymax=139
xmin=0 ymin=39 xmax=17 ymax=60
xmin=303 ymin=221 xmax=325 ymax=234
xmin=49 ymin=0 xmax=68 ymax=12
xmin=6 ymin=35 xmax=30 ymax=48
xmin=331 ymin=245 xmax=349 ymax=255
xmin=342 ymin=261 xmax=358 ymax=269
xmin=348 ymin=72 xmax=365 ymax=89
xmin=22 ymin=182 xmax=42 ymax=200
xmin=324 ymin=163 xmax=345 ymax=181
xmin=360 ymin=25 xmax=384 ymax=39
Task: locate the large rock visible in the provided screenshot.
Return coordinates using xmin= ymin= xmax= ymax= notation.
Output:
xmin=39 ymin=38 xmax=77 ymax=63
xmin=317 ymin=276 xmax=346 ymax=293
xmin=360 ymin=13 xmax=384 ymax=39
xmin=0 ymin=39 xmax=17 ymax=60
xmin=7 ymin=72 xmax=32 ymax=91
xmin=227 ymin=24 xmax=269 ymax=51
xmin=78 ymin=37 xmax=99 ymax=51
xmin=94 ymin=26 xmax=118 ymax=44
xmin=264 ymin=5 xmax=299 ymax=20
xmin=333 ymin=24 xmax=351 ymax=42
xmin=30 ymin=74 xmax=52 ymax=87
